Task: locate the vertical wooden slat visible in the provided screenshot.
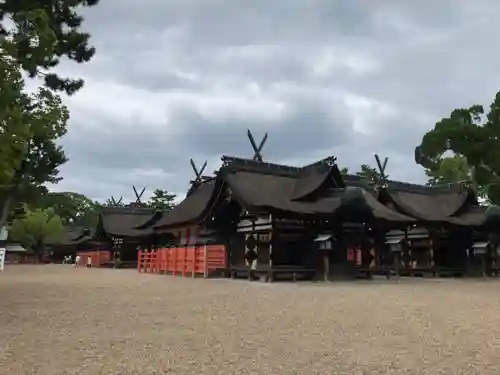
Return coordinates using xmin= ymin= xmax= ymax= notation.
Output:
xmin=203 ymin=245 xmax=208 ymax=278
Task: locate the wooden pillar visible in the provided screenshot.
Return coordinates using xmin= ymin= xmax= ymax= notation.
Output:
xmin=482 ymin=256 xmax=487 ymax=278
xmin=267 ymin=232 xmax=273 ymax=282
xmin=429 ymin=238 xmax=435 ymax=268
xmin=268 ymin=215 xmax=273 ymax=269
xmin=393 ymin=251 xmax=401 ymax=279
xmin=244 ymin=232 xmax=258 ymax=281
xmin=322 ymin=250 xmax=330 ymax=282
xmin=403 ymin=227 xmax=410 ymax=270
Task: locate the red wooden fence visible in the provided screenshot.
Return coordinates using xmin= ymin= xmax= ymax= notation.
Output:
xmin=76 ymin=250 xmax=111 ymax=267
xmin=137 ymin=245 xmax=227 ymax=278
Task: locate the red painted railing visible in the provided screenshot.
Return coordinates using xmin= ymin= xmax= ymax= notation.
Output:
xmin=76 ymin=250 xmax=111 ymax=267
xmin=137 ymin=245 xmax=227 ymax=277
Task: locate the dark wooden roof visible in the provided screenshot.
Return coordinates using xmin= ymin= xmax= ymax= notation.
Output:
xmin=223 ymin=169 xmax=340 ymax=215
xmin=385 ymin=189 xmax=472 ymax=222
xmin=223 ymin=167 xmax=414 ymax=222
xmin=148 ymin=155 xmax=491 ymax=229
xmin=290 ymin=157 xmax=343 ymax=200
xmin=343 ymin=173 xmax=469 ymax=193
xmin=154 ymin=178 xmax=222 ymax=230
xmin=152 ymin=156 xmax=416 ymax=228
xmin=96 ymin=207 xmax=161 ymax=238
xmin=449 ymin=205 xmax=488 ymax=227
xmin=343 ymin=172 xmax=481 ymax=223
xmin=48 ymin=226 xmax=93 ymax=246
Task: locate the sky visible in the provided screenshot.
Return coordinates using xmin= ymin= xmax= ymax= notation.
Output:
xmin=49 ymin=0 xmax=500 ymax=204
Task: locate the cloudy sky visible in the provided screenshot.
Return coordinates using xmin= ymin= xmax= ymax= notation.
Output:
xmin=50 ymin=0 xmax=500 ymax=204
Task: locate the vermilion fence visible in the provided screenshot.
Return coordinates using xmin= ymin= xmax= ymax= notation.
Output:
xmin=77 ymin=250 xmax=111 ymax=267
xmin=137 ymin=245 xmax=227 ymax=278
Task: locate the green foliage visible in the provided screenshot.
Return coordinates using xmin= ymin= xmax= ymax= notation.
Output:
xmin=356 ymin=164 xmax=381 ymax=182
xmin=339 ymin=165 xmax=381 ymax=182
xmin=0 ymin=57 xmax=69 ymax=226
xmin=0 ymin=52 xmax=28 ymax=188
xmin=1 ymin=0 xmax=99 ymax=94
xmin=416 ymin=91 xmax=500 ymax=203
xmin=37 ymin=192 xmax=101 ymax=227
xmin=424 ymin=155 xmax=488 ymax=195
xmin=10 ymin=206 xmax=64 ymax=257
xmin=148 ymin=189 xmax=176 ymax=211
xmin=426 ymin=155 xmax=471 ymax=186
xmin=0 ymin=0 xmax=99 ymax=225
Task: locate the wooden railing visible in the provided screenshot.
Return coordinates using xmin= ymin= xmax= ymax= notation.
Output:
xmin=137 ymin=245 xmax=227 ymax=278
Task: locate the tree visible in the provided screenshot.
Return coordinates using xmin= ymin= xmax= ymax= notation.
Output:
xmin=338 ymin=165 xmax=382 ymax=182
xmin=356 ymin=164 xmax=381 ymax=182
xmin=0 ymin=51 xmax=28 ymax=190
xmin=415 ymin=92 xmax=500 ymax=203
xmin=148 ymin=189 xmax=176 ymax=211
xmin=1 ymin=0 xmax=99 ymax=95
xmin=37 ymin=192 xmax=102 ymax=227
xmin=10 ymin=207 xmax=64 ymax=262
xmin=425 ymin=154 xmax=473 ymax=186
xmin=339 ymin=167 xmax=349 ymax=175
xmin=0 ymin=58 xmax=69 ymax=228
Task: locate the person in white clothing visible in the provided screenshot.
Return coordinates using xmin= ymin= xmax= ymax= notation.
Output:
xmin=87 ymin=256 xmax=92 ymax=268
xmin=74 ymin=255 xmax=81 ymax=267
xmin=0 ymin=248 xmax=5 ymax=272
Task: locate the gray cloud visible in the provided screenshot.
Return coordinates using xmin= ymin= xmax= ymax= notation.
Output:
xmin=49 ymin=0 xmax=500 ymax=202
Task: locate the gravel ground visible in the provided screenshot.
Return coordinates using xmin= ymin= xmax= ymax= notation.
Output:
xmin=2 ymin=266 xmax=500 ymax=375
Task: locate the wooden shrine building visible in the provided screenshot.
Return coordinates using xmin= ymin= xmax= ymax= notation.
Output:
xmin=149 ymin=133 xmax=500 ymax=280
xmin=152 ymin=152 xmax=420 ymax=280
xmin=93 ymin=206 xmax=164 ymax=266
xmin=48 ymin=226 xmax=95 ymax=262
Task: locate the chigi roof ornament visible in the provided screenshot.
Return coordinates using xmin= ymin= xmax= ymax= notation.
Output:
xmin=132 ymin=185 xmax=146 ymax=204
xmin=189 ymin=158 xmax=208 ymax=187
xmin=106 ymin=196 xmax=123 ymax=206
xmin=247 ymin=129 xmax=268 ymax=162
xmin=374 ymin=154 xmax=389 ymax=190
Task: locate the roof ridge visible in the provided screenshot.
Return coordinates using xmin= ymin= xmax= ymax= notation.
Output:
xmin=343 ymin=173 xmax=464 ymax=194
xmin=221 ymin=155 xmax=339 ymax=176
xmin=102 ymin=206 xmax=157 ymax=215
xmin=221 ymin=155 xmax=301 ymax=176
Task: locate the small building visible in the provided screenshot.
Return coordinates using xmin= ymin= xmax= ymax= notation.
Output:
xmin=5 ymin=243 xmax=35 ymax=264
xmin=92 ymin=206 xmax=165 ymax=266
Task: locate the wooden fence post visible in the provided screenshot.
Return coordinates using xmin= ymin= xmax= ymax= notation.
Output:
xmin=181 ymin=247 xmax=186 ymax=277
xmin=192 ymin=247 xmax=196 ymax=278
xmin=173 ymin=247 xmax=177 ymax=276
xmin=203 ymin=245 xmax=208 ymax=278
xmin=166 ymin=248 xmax=170 ymax=275
xmin=137 ymin=249 xmax=142 ymax=272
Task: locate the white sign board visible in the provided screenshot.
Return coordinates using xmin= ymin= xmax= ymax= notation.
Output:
xmin=0 ymin=248 xmax=5 ymax=272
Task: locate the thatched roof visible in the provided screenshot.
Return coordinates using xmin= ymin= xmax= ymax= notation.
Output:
xmin=153 ymin=179 xmax=221 ymax=230
xmin=450 ymin=205 xmax=488 ymax=227
xmin=342 ymin=172 xmax=483 ymax=224
xmin=146 ymin=152 xmax=500 ymax=231
xmin=384 ymin=189 xmax=472 ymax=222
xmin=47 ymin=226 xmax=93 ymax=246
xmin=154 ymin=156 xmax=416 ymax=230
xmin=95 ymin=207 xmax=161 ymax=238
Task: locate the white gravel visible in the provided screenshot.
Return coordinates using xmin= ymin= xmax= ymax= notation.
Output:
xmin=1 ymin=265 xmax=500 ymax=375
